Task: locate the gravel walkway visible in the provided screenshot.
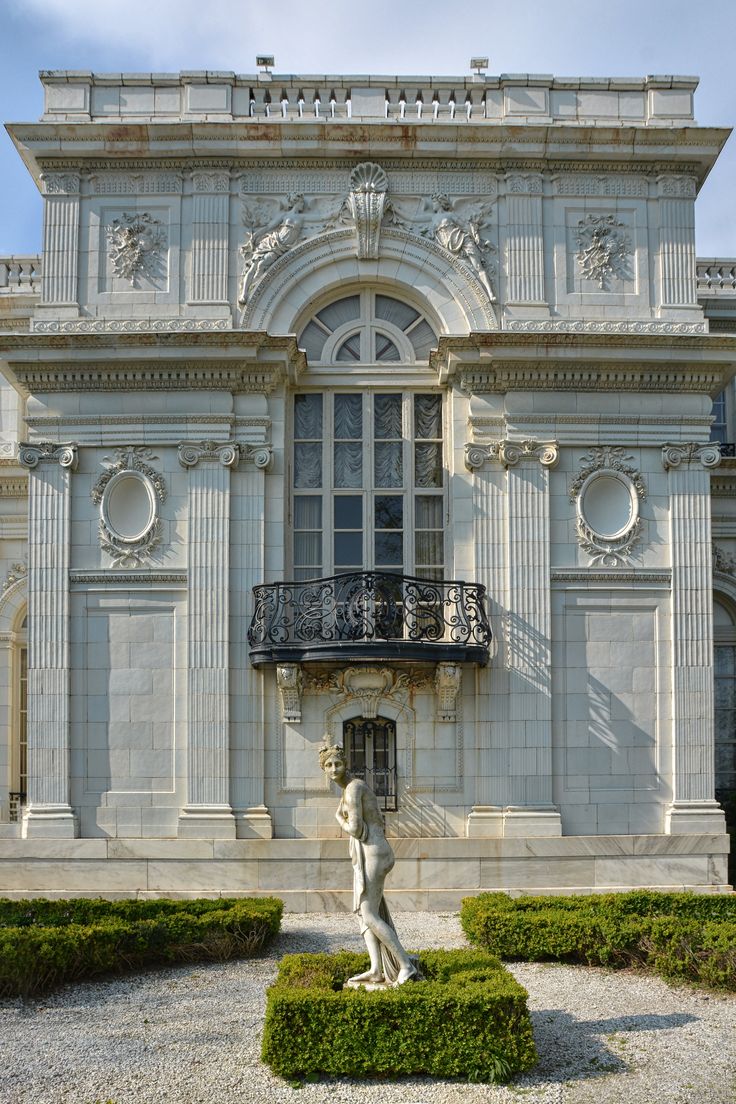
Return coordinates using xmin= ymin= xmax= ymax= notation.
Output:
xmin=1 ymin=912 xmax=734 ymax=1104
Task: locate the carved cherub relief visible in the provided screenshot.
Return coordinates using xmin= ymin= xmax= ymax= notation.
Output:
xmin=390 ymin=193 xmax=497 ymax=301
xmin=238 ymin=192 xmax=343 ymax=303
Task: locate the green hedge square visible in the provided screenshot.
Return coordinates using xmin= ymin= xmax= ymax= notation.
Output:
xmin=261 ymin=948 xmax=537 ymax=1083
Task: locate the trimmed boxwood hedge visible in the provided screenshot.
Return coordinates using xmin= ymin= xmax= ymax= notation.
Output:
xmin=0 ymin=896 xmax=283 ymax=997
xmin=460 ymin=891 xmax=736 ymax=990
xmin=261 ymin=948 xmax=537 ymax=1083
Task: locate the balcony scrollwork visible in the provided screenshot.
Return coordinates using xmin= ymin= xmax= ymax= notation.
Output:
xmin=247 ymin=571 xmax=492 ymax=667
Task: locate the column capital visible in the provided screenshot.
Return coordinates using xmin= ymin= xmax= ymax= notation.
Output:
xmin=178 ymin=441 xmax=240 ymax=469
xmin=240 ymin=444 xmax=274 ymax=471
xmin=499 ymin=438 xmax=559 ymax=470
xmin=465 ymin=438 xmax=559 ymax=471
xmin=19 ymin=442 xmax=78 ymax=471
xmin=662 ymin=442 xmax=721 ymax=471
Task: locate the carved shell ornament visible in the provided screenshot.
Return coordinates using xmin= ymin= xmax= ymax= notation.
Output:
xmin=106 ymin=212 xmax=165 ymax=287
xmin=575 ymin=214 xmax=631 ymax=290
xmin=349 ymin=162 xmax=389 ymax=194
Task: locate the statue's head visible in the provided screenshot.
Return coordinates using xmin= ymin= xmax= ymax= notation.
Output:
xmin=432 ymin=192 xmax=451 ymax=211
xmin=287 ymin=192 xmax=306 ymax=211
xmin=318 ymin=740 xmax=347 ymax=772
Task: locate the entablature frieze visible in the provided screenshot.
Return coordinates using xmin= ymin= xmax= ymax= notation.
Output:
xmin=458 ymin=365 xmax=724 ymax=394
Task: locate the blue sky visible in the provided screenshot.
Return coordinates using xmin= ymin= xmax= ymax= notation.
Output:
xmin=1 ymin=0 xmax=735 ymax=256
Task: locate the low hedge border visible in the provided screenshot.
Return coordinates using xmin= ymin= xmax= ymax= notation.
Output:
xmin=261 ymin=948 xmax=538 ymax=1083
xmin=0 ymin=896 xmax=283 ymax=997
xmin=460 ymin=891 xmax=736 ymax=991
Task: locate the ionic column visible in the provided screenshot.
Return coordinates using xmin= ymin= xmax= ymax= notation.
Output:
xmin=501 ymin=439 xmax=562 ymax=837
xmin=177 ymin=442 xmax=239 ymax=838
xmin=662 ymin=442 xmax=726 ymax=833
xmin=190 ymin=172 xmax=230 ymax=304
xmin=504 ymin=174 xmax=548 ymax=314
xmin=19 ymin=442 xmax=78 ymax=837
xmin=658 ymin=176 xmax=698 ymax=310
xmin=464 ymin=442 xmax=505 ymax=837
xmin=232 ymin=444 xmax=274 ymax=838
xmin=40 ymin=174 xmax=80 ymax=308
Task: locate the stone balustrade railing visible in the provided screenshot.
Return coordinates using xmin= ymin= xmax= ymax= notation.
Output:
xmin=40 ymin=71 xmax=697 ymax=126
xmin=697 ymin=260 xmax=736 ymax=295
xmin=0 ymin=256 xmax=42 ymax=295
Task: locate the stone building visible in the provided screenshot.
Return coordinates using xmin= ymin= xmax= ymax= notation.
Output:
xmin=0 ymin=67 xmax=734 ymax=906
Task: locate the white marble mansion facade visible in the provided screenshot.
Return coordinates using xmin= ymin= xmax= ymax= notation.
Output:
xmin=0 ymin=68 xmax=735 ymax=906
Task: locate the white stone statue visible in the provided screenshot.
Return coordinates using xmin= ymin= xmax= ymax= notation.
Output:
xmin=422 ymin=193 xmax=496 ymax=301
xmin=238 ymin=193 xmax=306 ymax=303
xmin=319 ymin=740 xmax=418 ymax=988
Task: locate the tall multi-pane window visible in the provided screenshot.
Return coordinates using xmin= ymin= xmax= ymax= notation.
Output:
xmin=715 ymin=644 xmax=736 ymax=802
xmin=292 ymin=289 xmax=442 ymax=582
xmin=291 ymin=392 xmax=444 ymax=579
xmin=711 ymin=390 xmax=728 ymax=444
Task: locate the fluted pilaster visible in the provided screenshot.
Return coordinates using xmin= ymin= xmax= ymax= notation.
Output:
xmin=505 ymin=176 xmax=545 ymax=305
xmin=659 ymin=194 xmax=697 ymax=307
xmin=19 ymin=442 xmax=78 ymax=836
xmin=177 ymin=441 xmax=238 ymax=837
xmin=190 ymin=173 xmax=230 ymax=303
xmin=663 ymin=442 xmax=725 ymax=833
xmin=40 ymin=174 xmax=80 ymax=306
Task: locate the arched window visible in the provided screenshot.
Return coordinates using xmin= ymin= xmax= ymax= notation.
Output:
xmin=291 ymin=289 xmax=444 ymax=582
xmin=298 ymin=291 xmax=437 ymax=364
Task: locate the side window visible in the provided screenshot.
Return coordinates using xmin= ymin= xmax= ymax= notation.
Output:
xmin=343 ymin=716 xmax=397 ymax=812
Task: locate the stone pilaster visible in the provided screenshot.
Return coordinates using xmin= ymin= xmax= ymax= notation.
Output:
xmin=658 ymin=176 xmax=698 ymax=311
xmin=464 ymin=442 xmax=505 ymax=836
xmin=18 ymin=442 xmax=78 ymax=837
xmin=40 ymin=174 xmax=80 ymax=309
xmin=504 ymin=175 xmax=547 ymax=315
xmin=190 ymin=172 xmax=230 ymax=304
xmin=177 ymin=441 xmax=239 ymax=838
xmin=501 ymin=439 xmax=562 ymax=836
xmin=662 ymin=442 xmax=726 ymax=833
xmin=232 ymin=444 xmax=274 ymax=838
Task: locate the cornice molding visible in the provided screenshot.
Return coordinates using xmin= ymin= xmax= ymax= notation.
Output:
xmin=10 ymin=363 xmax=289 ymax=394
xmin=69 ymin=571 xmax=187 ymax=586
xmin=551 ymin=569 xmax=671 ymax=584
xmin=460 ymin=366 xmax=723 ymax=394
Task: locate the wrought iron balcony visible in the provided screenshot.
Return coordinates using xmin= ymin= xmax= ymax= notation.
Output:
xmin=248 ymin=571 xmax=492 ymax=667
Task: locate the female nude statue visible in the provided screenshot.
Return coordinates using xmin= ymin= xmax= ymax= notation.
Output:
xmin=319 ymin=741 xmax=418 ymax=987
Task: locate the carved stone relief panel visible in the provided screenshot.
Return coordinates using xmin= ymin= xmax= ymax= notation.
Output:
xmin=563 ymin=208 xmax=638 ymax=298
xmin=105 ymin=212 xmax=166 ymax=288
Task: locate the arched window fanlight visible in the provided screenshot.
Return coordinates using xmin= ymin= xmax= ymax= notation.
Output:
xmin=298 ymin=290 xmax=437 ymax=364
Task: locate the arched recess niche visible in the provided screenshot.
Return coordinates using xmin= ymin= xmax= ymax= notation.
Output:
xmin=240 ymin=228 xmax=498 ymax=337
xmin=0 ymin=577 xmax=27 ymax=823
xmin=713 ymin=588 xmax=736 ymax=805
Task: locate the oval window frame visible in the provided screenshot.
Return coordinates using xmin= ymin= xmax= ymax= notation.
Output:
xmin=577 ymin=469 xmax=639 ymax=541
xmin=100 ymin=468 xmax=158 ymax=544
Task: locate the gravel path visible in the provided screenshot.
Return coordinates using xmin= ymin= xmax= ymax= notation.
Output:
xmin=1 ymin=912 xmax=734 ymax=1104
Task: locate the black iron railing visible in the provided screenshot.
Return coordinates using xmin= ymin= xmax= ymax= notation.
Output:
xmin=719 ymin=442 xmax=736 ymax=458
xmin=248 ymin=571 xmax=492 ymax=666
